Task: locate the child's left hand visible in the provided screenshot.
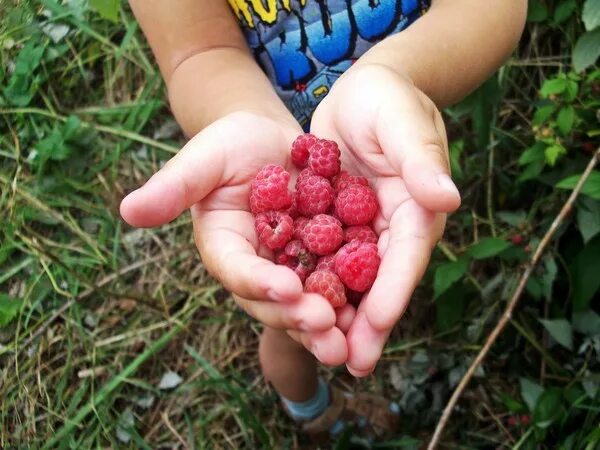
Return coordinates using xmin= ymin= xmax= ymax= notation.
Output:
xmin=310 ymin=64 xmax=462 ymax=377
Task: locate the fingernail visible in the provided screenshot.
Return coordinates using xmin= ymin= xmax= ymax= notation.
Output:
xmin=436 ymin=174 xmax=460 ymax=197
xmin=267 ymin=289 xmax=286 ymax=302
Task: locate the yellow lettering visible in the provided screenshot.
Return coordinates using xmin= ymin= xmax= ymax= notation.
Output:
xmin=249 ymin=0 xmax=278 ymax=24
xmin=227 ymin=0 xmax=255 ymax=28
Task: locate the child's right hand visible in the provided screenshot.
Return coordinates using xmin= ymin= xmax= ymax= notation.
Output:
xmin=120 ymin=112 xmax=349 ymax=366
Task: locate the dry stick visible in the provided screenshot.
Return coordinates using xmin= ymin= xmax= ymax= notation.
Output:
xmin=428 ymin=148 xmax=599 ymax=450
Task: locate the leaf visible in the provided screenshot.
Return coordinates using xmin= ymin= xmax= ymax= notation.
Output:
xmin=533 ymin=104 xmax=557 ymax=126
xmin=583 ymin=0 xmax=600 ymax=30
xmin=577 ymin=198 xmax=600 ymax=243
xmin=0 ymin=294 xmax=23 ymax=327
xmin=564 ymin=79 xmax=579 ymax=101
xmin=518 ymin=160 xmax=545 ymax=182
xmin=449 ymin=140 xmax=465 ymax=181
xmin=539 ymin=318 xmax=573 ymax=350
xmin=533 ymin=388 xmax=564 ymax=428
xmin=573 ymin=29 xmax=600 ymax=73
xmin=544 ymin=144 xmax=567 ymax=166
xmin=526 ymin=277 xmax=543 ymax=300
xmin=572 ymin=309 xmax=600 ymax=336
xmin=554 ymin=0 xmax=577 ymax=23
xmin=556 ymin=106 xmax=576 ymax=135
xmin=528 ymin=0 xmax=549 ymax=22
xmin=556 ymin=171 xmax=600 ymax=199
xmin=158 ymin=370 xmax=182 ymax=389
xmin=89 ymin=0 xmax=120 ymax=22
xmin=569 ymin=235 xmax=600 ymax=310
xmin=520 ymin=378 xmax=544 ymax=412
xmin=434 ymin=258 xmax=468 ymax=299
xmin=519 ymin=142 xmax=547 ymax=165
xmin=468 ymin=237 xmax=511 ymax=259
xmin=3 ymin=41 xmax=46 ymax=106
xmin=435 ymin=284 xmax=466 ymax=332
xmin=540 ymin=78 xmax=568 ymax=97
xmin=497 ymin=210 xmax=527 ymax=227
xmin=541 ymin=257 xmax=557 ymax=301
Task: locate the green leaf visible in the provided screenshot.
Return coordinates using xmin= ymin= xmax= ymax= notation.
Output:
xmin=434 ymin=258 xmax=468 ymax=299
xmin=556 ymin=171 xmax=600 ymax=199
xmin=3 ymin=41 xmax=46 ymax=106
xmin=0 ymin=294 xmax=23 ymax=327
xmin=556 ymin=106 xmax=576 ymax=135
xmin=572 ymin=309 xmax=600 ymax=336
xmin=435 ymin=284 xmax=466 ymax=332
xmin=497 ymin=210 xmax=527 ymax=227
xmin=544 ymin=144 xmax=567 ymax=166
xmin=519 ymin=142 xmax=547 ymax=165
xmin=539 ymin=318 xmax=573 ymax=350
xmin=564 ymin=79 xmax=579 ymax=101
xmin=526 ymin=277 xmax=543 ymax=300
xmin=528 ymin=0 xmax=549 ymax=22
xmin=518 ymin=160 xmax=545 ymax=182
xmin=520 ymin=378 xmax=544 ymax=412
xmin=541 ymin=77 xmax=568 ymax=97
xmin=468 ymin=237 xmax=511 ymax=259
xmin=89 ymin=0 xmax=120 ymax=22
xmin=573 ymin=29 xmax=600 ymax=73
xmin=569 ymin=235 xmax=600 ymax=310
xmin=554 ymin=0 xmax=577 ymax=23
xmin=533 ymin=388 xmax=564 ymax=428
xmin=532 ymin=104 xmax=557 ymax=126
xmin=577 ymin=198 xmax=600 ymax=243
xmin=449 ymin=140 xmax=465 ymax=182
xmin=583 ymin=0 xmax=600 ymax=30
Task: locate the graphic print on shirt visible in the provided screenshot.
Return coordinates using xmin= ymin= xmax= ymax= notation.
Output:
xmin=228 ymin=0 xmax=430 ymax=128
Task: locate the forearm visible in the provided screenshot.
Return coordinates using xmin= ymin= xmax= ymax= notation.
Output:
xmin=356 ymin=0 xmax=527 ymax=108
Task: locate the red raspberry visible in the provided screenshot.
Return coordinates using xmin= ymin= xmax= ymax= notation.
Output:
xmin=308 ymin=139 xmax=341 ymax=179
xmin=332 ymin=170 xmax=369 ymax=192
xmin=275 ymin=240 xmax=316 ymax=282
xmin=285 ymin=192 xmax=299 ymax=219
xmin=315 ymin=254 xmax=336 ymax=272
xmin=304 ymin=270 xmax=347 ymax=308
xmin=291 ymin=134 xmax=318 ymax=168
xmin=249 ymin=164 xmax=292 ymax=214
xmin=296 ymin=168 xmax=313 ymax=186
xmin=344 ymin=226 xmax=378 ymax=244
xmin=254 ymin=211 xmax=294 ymax=250
xmin=296 ymin=172 xmax=334 ymax=216
xmin=293 ymin=217 xmax=310 ymax=240
xmin=334 ymin=184 xmax=378 ymax=226
xmin=511 ymin=234 xmax=524 ymax=245
xmin=335 ymin=241 xmax=380 ymax=292
xmin=303 ymin=214 xmax=344 ymax=256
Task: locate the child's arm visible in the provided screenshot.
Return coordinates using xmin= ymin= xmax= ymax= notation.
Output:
xmin=129 ymin=0 xmax=297 ymax=137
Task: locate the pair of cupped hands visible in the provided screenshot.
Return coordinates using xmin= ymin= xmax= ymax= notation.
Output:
xmin=120 ymin=65 xmax=461 ymax=376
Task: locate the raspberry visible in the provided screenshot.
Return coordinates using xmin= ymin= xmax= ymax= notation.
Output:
xmin=293 ymin=217 xmax=310 ymax=240
xmin=254 ymin=211 xmax=294 ymax=250
xmin=335 ymin=241 xmax=380 ymax=292
xmin=304 ymin=270 xmax=347 ymax=308
xmin=285 ymin=192 xmax=299 ymax=219
xmin=308 ymin=139 xmax=341 ymax=179
xmin=249 ymin=164 xmax=292 ymax=214
xmin=291 ymin=133 xmax=318 ymax=168
xmin=344 ymin=226 xmax=378 ymax=244
xmin=296 ymin=168 xmax=313 ymax=186
xmin=303 ymin=214 xmax=344 ymax=256
xmin=275 ymin=240 xmax=316 ymax=282
xmin=334 ymin=184 xmax=378 ymax=226
xmin=296 ymin=172 xmax=334 ymax=216
xmin=315 ymin=254 xmax=336 ymax=272
xmin=332 ymin=170 xmax=369 ymax=192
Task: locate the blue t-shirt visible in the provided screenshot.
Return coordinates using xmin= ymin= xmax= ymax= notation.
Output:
xmin=228 ymin=0 xmax=430 ymax=128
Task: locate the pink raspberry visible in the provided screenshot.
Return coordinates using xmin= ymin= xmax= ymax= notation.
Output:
xmin=315 ymin=254 xmax=336 ymax=272
xmin=302 ymin=214 xmax=344 ymax=256
xmin=335 ymin=241 xmax=380 ymax=292
xmin=293 ymin=217 xmax=310 ymax=240
xmin=308 ymin=139 xmax=341 ymax=179
xmin=304 ymin=270 xmax=347 ymax=308
xmin=334 ymin=184 xmax=378 ymax=226
xmin=275 ymin=240 xmax=316 ymax=283
xmin=254 ymin=211 xmax=294 ymax=250
xmin=285 ymin=192 xmax=299 ymax=219
xmin=249 ymin=164 xmax=292 ymax=214
xmin=332 ymin=170 xmax=369 ymax=192
xmin=296 ymin=172 xmax=334 ymax=216
xmin=344 ymin=226 xmax=378 ymax=244
xmin=291 ymin=134 xmax=318 ymax=168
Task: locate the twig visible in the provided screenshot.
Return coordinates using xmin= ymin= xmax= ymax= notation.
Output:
xmin=428 ymin=148 xmax=599 ymax=449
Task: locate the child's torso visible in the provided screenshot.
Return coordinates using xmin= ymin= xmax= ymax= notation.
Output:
xmin=227 ymin=0 xmax=430 ymax=127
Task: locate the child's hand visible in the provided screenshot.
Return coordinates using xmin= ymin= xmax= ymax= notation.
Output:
xmin=310 ymin=64 xmax=462 ymax=376
xmin=120 ymin=112 xmax=348 ymax=366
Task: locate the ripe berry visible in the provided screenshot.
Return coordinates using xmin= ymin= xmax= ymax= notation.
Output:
xmin=296 ymin=172 xmax=334 ymax=216
xmin=293 ymin=217 xmax=310 ymax=240
xmin=344 ymin=226 xmax=378 ymax=244
xmin=308 ymin=139 xmax=341 ymax=179
xmin=332 ymin=170 xmax=369 ymax=192
xmin=335 ymin=241 xmax=380 ymax=292
xmin=275 ymin=240 xmax=316 ymax=282
xmin=315 ymin=254 xmax=336 ymax=272
xmin=303 ymin=214 xmax=344 ymax=256
xmin=304 ymin=270 xmax=347 ymax=308
xmin=291 ymin=134 xmax=318 ymax=168
xmin=254 ymin=211 xmax=294 ymax=250
xmin=334 ymin=184 xmax=378 ymax=226
xmin=249 ymin=164 xmax=292 ymax=214
xmin=511 ymin=234 xmax=524 ymax=245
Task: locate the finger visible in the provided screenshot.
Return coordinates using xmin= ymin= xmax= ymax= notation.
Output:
xmin=364 ymin=200 xmax=445 ymax=331
xmin=287 ymin=328 xmax=348 ymax=367
xmin=345 ymin=311 xmax=390 ymax=375
xmin=193 ymin=209 xmax=303 ymax=302
xmin=236 ymin=293 xmax=336 ymax=331
xmin=335 ymin=303 xmax=356 ymax=333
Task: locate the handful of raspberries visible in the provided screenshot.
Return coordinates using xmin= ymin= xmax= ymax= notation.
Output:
xmin=250 ymin=134 xmax=381 ymax=309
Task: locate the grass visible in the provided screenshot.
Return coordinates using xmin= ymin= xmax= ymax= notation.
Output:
xmin=1 ymin=0 xmax=599 ymax=449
